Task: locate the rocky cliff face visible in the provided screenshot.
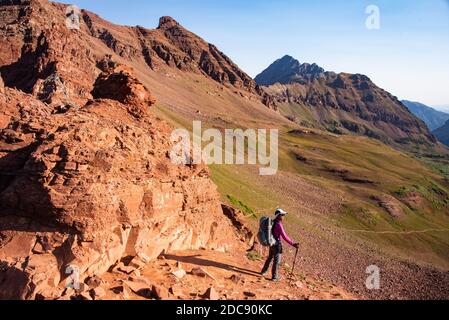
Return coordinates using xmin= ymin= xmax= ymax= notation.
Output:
xmin=0 ymin=0 xmax=242 ymax=300
xmin=0 ymin=1 xmax=273 ymax=108
xmin=256 ymin=56 xmax=437 ymax=149
xmin=0 ymin=0 xmax=98 ymax=107
xmin=81 ymin=12 xmax=273 ymax=107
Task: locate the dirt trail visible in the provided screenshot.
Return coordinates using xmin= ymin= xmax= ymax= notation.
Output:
xmin=341 ymin=228 xmax=449 ymax=235
xmin=97 ymin=249 xmax=355 ymax=301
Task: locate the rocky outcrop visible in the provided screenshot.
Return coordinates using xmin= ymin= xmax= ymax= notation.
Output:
xmin=221 ymin=205 xmax=255 ymax=245
xmin=92 ymin=56 xmax=156 ymax=118
xmin=0 ymin=83 xmax=241 ymax=300
xmin=257 ymin=56 xmax=437 ymax=149
xmin=0 ymin=0 xmax=242 ymax=300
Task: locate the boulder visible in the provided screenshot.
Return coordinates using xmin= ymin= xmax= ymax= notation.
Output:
xmin=131 ymin=269 xmax=141 ymax=277
xmin=78 ymin=292 xmax=93 ymax=301
xmin=92 ymin=63 xmax=156 ymax=119
xmin=170 ymin=286 xmax=184 ymax=298
xmin=111 ymin=285 xmax=130 ymax=299
xmin=128 ymin=256 xmax=147 ymax=270
xmin=85 ymin=276 xmax=102 ymax=289
xmin=152 ymin=285 xmax=170 ymax=300
xmin=90 ymin=287 xmax=106 ymax=300
xmin=117 ymin=265 xmax=136 ymax=275
xmin=373 ymin=194 xmax=404 ymax=218
xmin=228 ymin=274 xmax=243 ymax=284
xmin=203 ymin=287 xmax=219 ymax=300
xmin=191 ymin=267 xmax=216 ymax=280
xmin=124 ymin=279 xmax=151 ymax=295
xmin=0 ymin=253 xmax=60 ymax=300
xmin=171 ymin=269 xmax=187 ymax=280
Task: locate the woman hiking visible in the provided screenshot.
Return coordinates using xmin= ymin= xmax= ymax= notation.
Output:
xmin=261 ymin=209 xmax=299 ymax=281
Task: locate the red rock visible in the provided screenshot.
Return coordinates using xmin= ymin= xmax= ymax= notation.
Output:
xmin=204 ymin=287 xmax=219 ymax=300
xmin=0 ymin=0 xmax=243 ymax=300
xmin=152 ymin=285 xmax=170 ymax=300
xmin=90 ymin=287 xmax=106 ymax=300
xmin=85 ymin=276 xmax=102 ymax=289
xmin=124 ymin=279 xmax=151 ymax=295
xmin=128 ymin=257 xmax=147 ymax=270
xmin=0 ymin=233 xmax=35 ymax=260
xmin=92 ymin=61 xmax=156 ymax=119
xmin=111 ymin=285 xmax=130 ymax=299
xmin=228 ymin=274 xmax=243 ymax=284
xmin=78 ymin=292 xmax=93 ymax=301
xmin=131 ymin=269 xmax=141 ymax=278
xmin=118 ymin=265 xmax=136 ymax=275
xmin=170 ymin=286 xmax=184 ymax=298
xmin=171 ymin=269 xmax=186 ymax=280
xmin=0 ymin=253 xmax=60 ymax=300
xmin=191 ymin=267 xmax=216 ymax=280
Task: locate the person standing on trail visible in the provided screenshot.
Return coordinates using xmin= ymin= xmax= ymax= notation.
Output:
xmin=261 ymin=209 xmax=299 ymax=281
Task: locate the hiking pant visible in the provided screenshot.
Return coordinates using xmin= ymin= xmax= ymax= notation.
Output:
xmin=261 ymin=242 xmax=283 ymax=279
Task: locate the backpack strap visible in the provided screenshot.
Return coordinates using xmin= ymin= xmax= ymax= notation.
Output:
xmin=272 ymin=219 xmax=281 ymax=242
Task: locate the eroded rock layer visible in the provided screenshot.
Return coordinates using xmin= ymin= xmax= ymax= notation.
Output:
xmin=0 ymin=83 xmax=240 ymax=300
xmin=0 ymin=0 xmax=241 ymax=300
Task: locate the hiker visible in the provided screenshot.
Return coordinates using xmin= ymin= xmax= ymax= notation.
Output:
xmin=261 ymin=209 xmax=299 ymax=281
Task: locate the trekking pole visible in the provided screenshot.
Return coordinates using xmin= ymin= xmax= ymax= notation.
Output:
xmin=291 ymin=247 xmax=299 ymax=277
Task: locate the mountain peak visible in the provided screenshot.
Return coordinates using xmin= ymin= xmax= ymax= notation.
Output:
xmin=158 ymin=16 xmax=180 ymax=30
xmin=255 ymin=55 xmax=324 ymax=86
xmin=279 ymin=54 xmax=298 ymax=63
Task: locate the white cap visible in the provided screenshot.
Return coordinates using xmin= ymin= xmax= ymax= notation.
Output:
xmin=275 ymin=208 xmax=288 ymax=217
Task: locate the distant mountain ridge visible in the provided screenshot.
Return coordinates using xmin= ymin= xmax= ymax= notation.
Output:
xmin=255 ymin=55 xmax=438 ymax=151
xmin=402 ymin=100 xmax=449 ymax=131
xmin=433 ymin=120 xmax=449 ymax=147
xmin=255 ymin=55 xmax=325 ymax=86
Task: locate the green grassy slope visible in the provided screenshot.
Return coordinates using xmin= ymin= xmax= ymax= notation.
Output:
xmin=153 ymin=92 xmax=449 ymax=270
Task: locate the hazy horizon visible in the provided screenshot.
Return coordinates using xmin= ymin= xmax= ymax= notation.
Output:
xmin=55 ymin=0 xmax=449 ymax=110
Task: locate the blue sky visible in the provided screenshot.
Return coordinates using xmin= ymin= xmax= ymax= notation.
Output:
xmin=57 ymin=0 xmax=449 ymax=110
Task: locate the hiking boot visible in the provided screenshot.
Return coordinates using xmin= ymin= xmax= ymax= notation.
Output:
xmin=271 ymin=277 xmax=280 ymax=282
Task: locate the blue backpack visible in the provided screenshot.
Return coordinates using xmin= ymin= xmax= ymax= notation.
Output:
xmin=258 ymin=217 xmax=277 ymax=247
